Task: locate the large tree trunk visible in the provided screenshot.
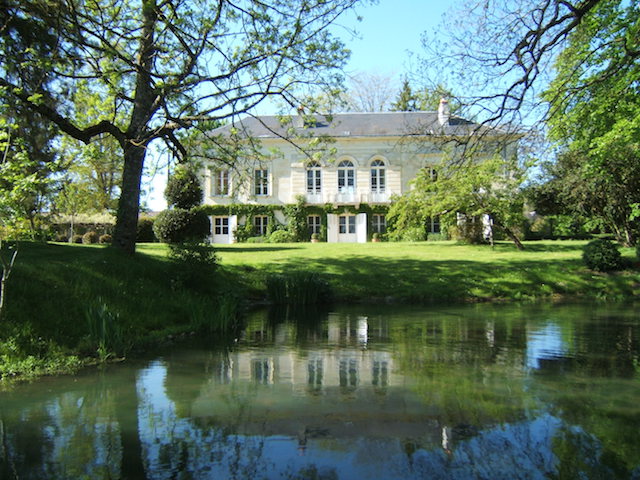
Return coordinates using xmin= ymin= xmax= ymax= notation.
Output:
xmin=111 ymin=1 xmax=158 ymax=255
xmin=112 ymin=143 xmax=146 ymax=254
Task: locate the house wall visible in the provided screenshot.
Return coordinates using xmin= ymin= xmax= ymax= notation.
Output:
xmin=199 ymin=135 xmax=499 ymax=243
xmin=201 ymin=136 xmax=442 ymax=208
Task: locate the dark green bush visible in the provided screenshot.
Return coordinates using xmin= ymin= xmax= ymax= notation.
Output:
xmin=164 ymin=165 xmax=203 ymax=209
xmin=167 ymin=242 xmax=218 ymax=292
xmin=582 ymin=239 xmax=622 ymax=272
xmin=82 ymin=231 xmax=99 ymax=244
xmin=168 ymin=242 xmax=218 ymax=268
xmin=153 ymin=208 xmax=210 ymax=244
xmin=99 ymin=234 xmax=112 ymax=244
xmin=137 ymin=216 xmax=156 ymax=243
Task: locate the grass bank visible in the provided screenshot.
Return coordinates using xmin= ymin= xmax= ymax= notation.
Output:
xmin=0 ymin=242 xmax=242 ymax=381
xmin=1 ymin=240 xmax=638 ymax=381
xmin=176 ymin=239 xmax=639 ymax=303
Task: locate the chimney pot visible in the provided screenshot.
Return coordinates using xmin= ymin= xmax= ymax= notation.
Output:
xmin=438 ymin=98 xmax=450 ymax=126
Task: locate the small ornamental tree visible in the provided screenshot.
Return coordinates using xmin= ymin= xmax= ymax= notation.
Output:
xmin=164 ymin=165 xmax=203 ymax=210
xmin=153 ymin=209 xmax=210 ymax=244
xmin=154 ymin=164 xmax=209 ymax=244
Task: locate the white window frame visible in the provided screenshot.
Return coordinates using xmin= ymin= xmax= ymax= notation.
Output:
xmin=339 ymin=215 xmax=356 ymax=234
xmin=370 ymin=159 xmax=386 ymax=193
xmin=307 ymin=215 xmax=322 ymax=236
xmin=214 ymin=216 xmax=229 ymax=235
xmin=254 ymin=215 xmax=268 ymax=236
xmin=306 ymin=161 xmax=322 ymax=194
xmin=211 ymin=169 xmax=229 ymax=196
xmin=338 ymin=160 xmax=355 ymax=192
xmin=372 ymin=214 xmax=386 ymax=234
xmin=254 ymin=169 xmax=269 ymax=196
xmin=428 ymin=216 xmax=441 ymax=233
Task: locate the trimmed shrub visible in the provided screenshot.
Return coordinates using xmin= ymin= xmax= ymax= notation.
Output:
xmin=153 ymin=208 xmax=210 ymax=244
xmin=99 ymin=234 xmax=112 ymax=244
xmin=267 ymin=229 xmax=295 ymax=243
xmin=168 ymin=242 xmax=218 ymax=268
xmin=582 ymin=239 xmax=622 ymax=272
xmin=82 ymin=231 xmax=99 ymax=244
xmin=72 ymin=234 xmax=84 ymax=244
xmin=164 ymin=165 xmax=203 ymax=209
xmin=137 ymin=216 xmax=156 ymax=243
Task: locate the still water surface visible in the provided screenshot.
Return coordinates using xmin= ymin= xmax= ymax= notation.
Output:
xmin=1 ymin=302 xmax=640 ymax=479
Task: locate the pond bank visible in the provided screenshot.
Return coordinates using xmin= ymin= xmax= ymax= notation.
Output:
xmin=1 ymin=241 xmax=639 ymax=383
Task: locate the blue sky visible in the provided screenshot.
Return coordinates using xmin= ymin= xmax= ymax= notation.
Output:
xmin=340 ymin=0 xmax=454 ymax=76
xmin=144 ymin=0 xmax=458 ymax=211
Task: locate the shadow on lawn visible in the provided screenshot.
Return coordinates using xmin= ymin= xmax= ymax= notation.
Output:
xmin=238 ymin=253 xmax=602 ymax=303
xmin=215 ymin=245 xmax=303 ymax=253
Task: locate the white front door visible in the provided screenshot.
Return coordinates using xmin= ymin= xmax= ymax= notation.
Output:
xmin=338 ymin=215 xmax=357 ymax=243
xmin=211 ymin=215 xmax=236 ymax=244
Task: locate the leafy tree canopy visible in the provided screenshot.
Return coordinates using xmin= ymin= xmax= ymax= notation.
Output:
xmin=0 ymin=0 xmax=365 ymax=253
xmin=388 ymin=146 xmax=526 ymax=249
xmin=539 ymin=0 xmax=640 ymax=245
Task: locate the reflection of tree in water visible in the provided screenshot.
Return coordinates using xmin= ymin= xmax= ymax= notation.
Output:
xmin=550 ymin=425 xmax=630 ymax=480
xmin=391 ymin=311 xmax=529 ymax=428
xmin=533 ymin=313 xmax=640 ymax=476
xmin=0 ymin=374 xmax=123 ymax=480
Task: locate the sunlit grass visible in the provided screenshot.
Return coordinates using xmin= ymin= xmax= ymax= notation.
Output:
xmin=195 ymin=240 xmax=639 ymax=303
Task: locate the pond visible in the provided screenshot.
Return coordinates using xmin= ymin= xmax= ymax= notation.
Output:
xmin=1 ymin=302 xmax=639 ymax=479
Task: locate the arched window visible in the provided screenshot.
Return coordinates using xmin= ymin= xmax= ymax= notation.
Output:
xmin=338 ymin=160 xmax=355 ymax=192
xmin=306 ymin=161 xmax=321 ymax=194
xmin=370 ymin=159 xmax=385 ymax=193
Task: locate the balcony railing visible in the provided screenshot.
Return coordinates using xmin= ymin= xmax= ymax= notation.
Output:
xmin=303 ymin=189 xmax=391 ymax=205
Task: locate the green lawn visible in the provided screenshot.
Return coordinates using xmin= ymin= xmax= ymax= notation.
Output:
xmin=140 ymin=240 xmax=640 ymax=303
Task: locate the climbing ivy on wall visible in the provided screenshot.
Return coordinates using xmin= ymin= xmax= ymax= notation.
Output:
xmin=198 ymin=202 xmax=389 ymax=242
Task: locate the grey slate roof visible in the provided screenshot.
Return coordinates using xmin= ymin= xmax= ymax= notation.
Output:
xmin=210 ymin=111 xmax=495 ymax=139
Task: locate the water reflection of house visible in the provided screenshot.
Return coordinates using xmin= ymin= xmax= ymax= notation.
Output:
xmin=207 ymin=315 xmax=395 ymax=393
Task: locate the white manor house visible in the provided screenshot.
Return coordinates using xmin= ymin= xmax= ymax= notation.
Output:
xmin=199 ymin=100 xmax=512 ymax=244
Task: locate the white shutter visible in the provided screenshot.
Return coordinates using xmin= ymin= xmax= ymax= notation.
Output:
xmin=356 ymin=213 xmax=367 ymax=243
xmin=327 ymin=214 xmax=338 ymax=243
xmin=229 ymin=215 xmax=238 ymax=244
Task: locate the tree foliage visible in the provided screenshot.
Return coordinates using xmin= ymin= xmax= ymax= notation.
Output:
xmin=0 ymin=0 xmax=364 ymax=253
xmin=164 ymin=165 xmax=203 ymax=210
xmin=0 ymin=119 xmax=60 ymax=239
xmin=539 ymin=0 xmax=640 ymax=245
xmin=419 ymin=0 xmax=630 ymax=127
xmin=388 ymin=148 xmax=526 ymax=249
xmin=390 ymin=78 xmax=458 ymax=112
